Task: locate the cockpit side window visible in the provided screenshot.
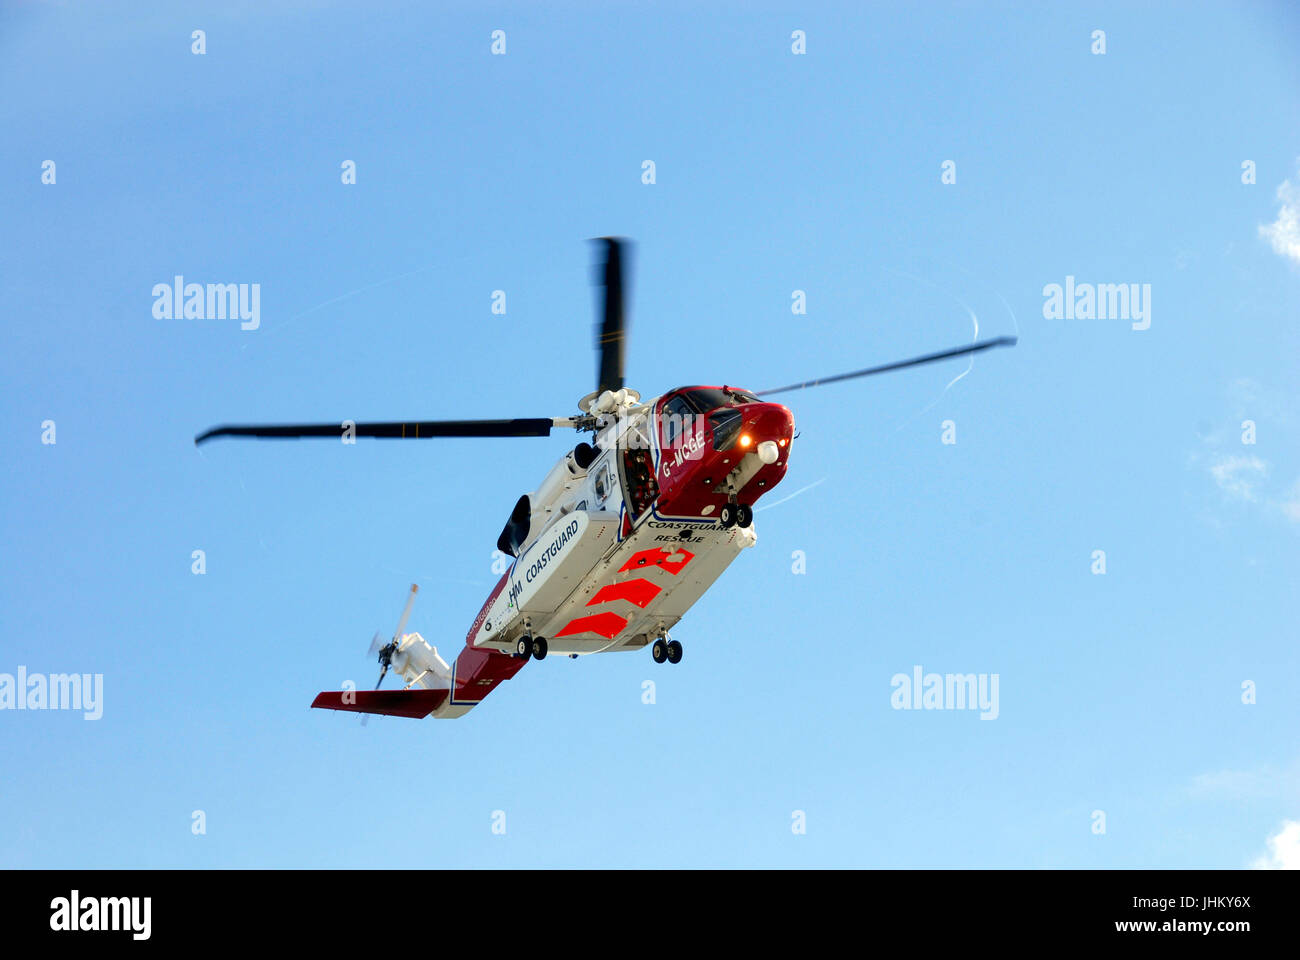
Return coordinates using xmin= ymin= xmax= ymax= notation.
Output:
xmin=662 ymin=396 xmax=694 ymax=447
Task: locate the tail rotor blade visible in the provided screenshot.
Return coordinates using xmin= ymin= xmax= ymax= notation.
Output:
xmin=392 ymin=583 xmax=417 ymax=642
xmin=757 ymin=336 xmax=1018 ymax=397
xmin=361 ymin=661 xmax=391 ymax=727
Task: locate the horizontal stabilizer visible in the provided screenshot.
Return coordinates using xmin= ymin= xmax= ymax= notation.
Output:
xmin=311 ymin=688 xmax=449 ymax=719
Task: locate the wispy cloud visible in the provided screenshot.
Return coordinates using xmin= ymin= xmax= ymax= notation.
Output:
xmin=1281 ymin=480 xmax=1300 ymax=524
xmin=1190 ymin=767 xmax=1279 ymax=799
xmin=1209 ymin=455 xmax=1269 ymax=502
xmin=1191 ymin=382 xmax=1300 ymax=525
xmin=1188 ymin=761 xmax=1300 ymax=800
xmin=1252 ymin=820 xmax=1300 ymax=869
xmin=1259 ymin=163 xmax=1300 ymax=266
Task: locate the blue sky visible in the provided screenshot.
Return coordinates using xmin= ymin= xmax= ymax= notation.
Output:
xmin=2 ymin=0 xmax=1298 ymax=868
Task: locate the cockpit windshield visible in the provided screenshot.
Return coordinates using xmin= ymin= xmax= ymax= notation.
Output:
xmin=678 ymin=387 xmax=760 ymax=413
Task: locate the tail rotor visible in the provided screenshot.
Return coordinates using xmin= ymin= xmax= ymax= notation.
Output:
xmin=361 ymin=583 xmax=419 ymax=725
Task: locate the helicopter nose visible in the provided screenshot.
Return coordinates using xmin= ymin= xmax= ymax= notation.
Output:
xmin=722 ymin=402 xmax=794 ymax=457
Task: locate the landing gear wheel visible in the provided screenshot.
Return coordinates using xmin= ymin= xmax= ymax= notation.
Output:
xmin=666 ymin=639 xmax=683 ymax=664
xmin=531 ymin=636 xmax=548 ymax=661
xmin=651 ymin=638 xmax=668 ymax=663
xmin=719 ymin=503 xmax=738 ymax=528
xmin=516 ymin=636 xmax=532 ymax=660
xmin=736 ymin=504 xmax=754 ymax=528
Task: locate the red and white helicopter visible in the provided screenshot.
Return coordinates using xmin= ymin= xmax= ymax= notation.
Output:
xmin=197 ymin=239 xmax=1015 ymax=720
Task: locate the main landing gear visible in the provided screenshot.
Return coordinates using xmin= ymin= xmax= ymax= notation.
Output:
xmin=719 ymin=503 xmax=753 ymax=529
xmin=515 ymin=635 xmax=548 ymax=661
xmin=651 ymin=637 xmax=683 ymax=664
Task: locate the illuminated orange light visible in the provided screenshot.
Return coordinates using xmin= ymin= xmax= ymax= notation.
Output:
xmin=740 ymin=434 xmax=753 ymax=448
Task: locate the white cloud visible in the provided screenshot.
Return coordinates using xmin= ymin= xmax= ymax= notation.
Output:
xmin=1252 ymin=820 xmax=1300 ymax=869
xmin=1190 ymin=763 xmax=1300 ymax=800
xmin=1260 ymin=209 xmax=1300 ymax=263
xmin=1259 ymin=166 xmax=1300 ymax=266
xmin=1209 ymin=454 xmax=1269 ymax=502
xmin=1190 ymin=768 xmax=1271 ymax=797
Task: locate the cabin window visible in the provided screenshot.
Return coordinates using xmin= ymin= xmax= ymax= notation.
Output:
xmin=594 ymin=461 xmax=613 ymax=503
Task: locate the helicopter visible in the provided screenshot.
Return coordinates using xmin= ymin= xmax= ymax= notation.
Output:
xmin=196 ymin=238 xmax=1016 ymax=720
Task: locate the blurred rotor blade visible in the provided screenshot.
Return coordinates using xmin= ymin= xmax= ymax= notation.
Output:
xmin=196 ymin=418 xmax=558 ymax=445
xmin=594 ymin=237 xmax=629 ymax=395
xmin=361 ymin=630 xmax=388 ymax=727
xmin=757 ymin=336 xmax=1018 ymax=397
xmin=362 ymin=657 xmax=393 ymax=726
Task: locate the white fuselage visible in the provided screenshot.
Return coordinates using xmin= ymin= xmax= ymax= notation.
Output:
xmin=468 ymin=407 xmax=756 ymax=656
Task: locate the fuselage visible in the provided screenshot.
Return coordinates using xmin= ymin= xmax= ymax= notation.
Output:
xmin=392 ymin=387 xmax=794 ymax=717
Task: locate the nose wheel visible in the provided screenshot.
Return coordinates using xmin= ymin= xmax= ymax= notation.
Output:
xmin=719 ymin=503 xmax=753 ymax=529
xmin=651 ymin=637 xmax=683 ymax=664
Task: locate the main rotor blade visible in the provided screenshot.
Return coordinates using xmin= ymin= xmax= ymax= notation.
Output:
xmin=195 ymin=418 xmax=557 ymax=445
xmin=756 ymin=336 xmax=1018 ymax=397
xmin=594 ymin=237 xmax=629 ymax=395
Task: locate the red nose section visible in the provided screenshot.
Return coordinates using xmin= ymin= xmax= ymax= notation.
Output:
xmin=731 ymin=402 xmax=794 ymax=451
xmin=653 ymin=400 xmax=794 ymax=519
